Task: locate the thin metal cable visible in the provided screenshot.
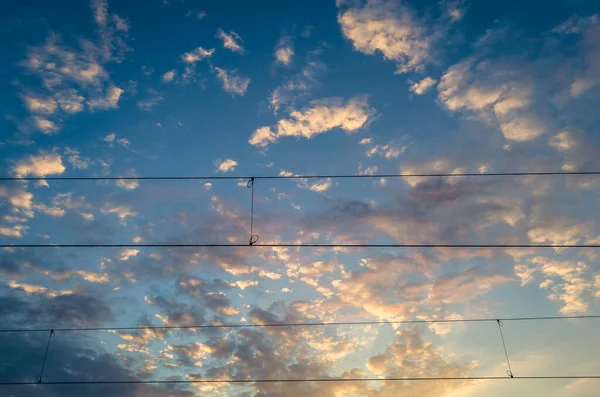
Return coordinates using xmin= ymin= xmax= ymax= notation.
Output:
xmin=2 ymin=243 xmax=599 ymax=248
xmin=248 ymin=178 xmax=258 ymax=245
xmin=2 ymin=170 xmax=600 ymax=182
xmin=497 ymin=320 xmax=514 ymax=378
xmin=2 ymin=376 xmax=600 ymax=386
xmin=35 ymin=330 xmax=54 ymax=384
xmin=1 ymin=314 xmax=598 ymax=333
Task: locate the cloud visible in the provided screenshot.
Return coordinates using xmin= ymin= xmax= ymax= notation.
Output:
xmin=87 ymin=85 xmax=124 ymax=110
xmin=13 ymin=152 xmax=66 ymax=177
xmin=308 ymin=178 xmax=332 ymax=192
xmin=21 ymin=93 xmax=57 ymax=115
xmin=337 ymin=0 xmax=431 ymax=73
xmin=181 ymin=46 xmax=215 ymax=64
xmin=250 ymin=96 xmax=374 ymax=147
xmin=409 ymin=76 xmax=437 ymax=94
xmin=101 ymin=204 xmax=137 ymax=220
xmin=17 ymin=1 xmax=129 ymax=135
xmin=215 ymin=159 xmax=238 ymax=172
xmin=235 ymin=280 xmax=259 ymax=290
xmin=32 ymin=116 xmax=59 ymax=134
xmin=116 ymin=178 xmax=139 ymax=190
xmin=65 ymin=147 xmax=90 ymax=169
xmin=549 ymin=131 xmax=576 ymax=151
xmin=275 ymin=36 xmax=294 ymax=65
xmin=275 ymin=47 xmax=294 ymax=65
xmin=214 ymin=67 xmax=250 ymax=96
xmin=269 ymin=54 xmax=326 ymax=114
xmin=137 ymin=92 xmax=164 ymax=111
xmin=120 ymin=248 xmax=140 ymax=261
xmin=216 ymin=28 xmax=244 ymax=53
xmin=162 ymin=70 xmax=176 ymax=83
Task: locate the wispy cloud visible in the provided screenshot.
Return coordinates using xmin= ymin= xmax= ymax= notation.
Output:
xmin=216 ymin=28 xmax=244 ymax=53
xmin=214 ymin=67 xmax=250 ymax=96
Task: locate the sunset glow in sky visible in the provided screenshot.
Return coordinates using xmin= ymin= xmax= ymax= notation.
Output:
xmin=1 ymin=0 xmax=600 ymax=396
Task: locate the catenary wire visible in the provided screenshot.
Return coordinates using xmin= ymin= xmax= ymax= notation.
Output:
xmin=2 ymin=170 xmax=600 ymax=182
xmin=1 ymin=314 xmax=598 ymax=333
xmin=2 ymin=243 xmax=600 ymax=248
xmin=2 ymin=376 xmax=600 ymax=386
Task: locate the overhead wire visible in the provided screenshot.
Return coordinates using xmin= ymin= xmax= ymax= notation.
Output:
xmin=2 ymin=243 xmax=600 ymax=248
xmin=2 ymin=375 xmax=600 ymax=386
xmin=1 ymin=314 xmax=598 ymax=333
xmin=1 ymin=170 xmax=600 ymax=182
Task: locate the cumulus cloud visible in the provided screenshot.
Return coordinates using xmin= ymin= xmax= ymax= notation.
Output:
xmin=13 ymin=152 xmax=66 ymax=177
xmin=337 ymin=0 xmax=431 ymax=73
xmin=120 ymin=248 xmax=140 ymax=261
xmin=181 ymin=46 xmax=215 ymax=64
xmin=18 ymin=1 xmax=129 ymax=134
xmin=87 ymin=85 xmax=124 ymax=110
xmin=216 ymin=29 xmax=244 ymax=53
xmin=162 ymin=70 xmax=176 ymax=83
xmin=409 ymin=76 xmax=437 ymax=94
xmin=549 ymin=131 xmax=576 ymax=151
xmin=101 ymin=204 xmax=137 ymax=220
xmin=215 ymin=159 xmax=238 ymax=172
xmin=214 ymin=67 xmax=250 ymax=96
xmin=250 ymin=96 xmax=374 ymax=148
xmin=274 ymin=36 xmax=294 ymax=65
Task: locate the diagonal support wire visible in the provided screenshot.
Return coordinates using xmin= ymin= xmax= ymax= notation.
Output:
xmin=247 ymin=178 xmax=259 ymax=246
xmin=36 ymin=329 xmax=55 ymax=383
xmin=496 ymin=320 xmax=514 ymax=378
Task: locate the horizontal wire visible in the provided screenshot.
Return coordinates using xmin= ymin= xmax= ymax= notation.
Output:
xmin=2 ymin=243 xmax=599 ymax=248
xmin=1 ymin=315 xmax=598 ymax=333
xmin=2 ymin=170 xmax=600 ymax=182
xmin=2 ymin=376 xmax=600 ymax=386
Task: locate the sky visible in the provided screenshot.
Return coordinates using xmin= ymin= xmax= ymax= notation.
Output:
xmin=1 ymin=0 xmax=600 ymax=396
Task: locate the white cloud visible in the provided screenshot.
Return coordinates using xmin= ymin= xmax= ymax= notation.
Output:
xmin=274 ymin=36 xmax=294 ymax=65
xmin=116 ymin=178 xmax=139 ymax=190
xmin=104 ymin=132 xmax=116 ymax=142
xmin=235 ymin=280 xmax=259 ymax=290
xmin=32 ymin=116 xmax=59 ymax=134
xmin=101 ymin=204 xmax=137 ymax=220
xmin=64 ymin=147 xmax=90 ymax=169
xmin=269 ymin=57 xmax=325 ymax=114
xmin=214 ymin=67 xmax=250 ymax=96
xmin=137 ymin=93 xmax=164 ymax=111
xmin=162 ymin=70 xmax=176 ymax=83
xmin=181 ymin=46 xmax=214 ymax=64
xmin=87 ymin=85 xmax=123 ymax=110
xmin=216 ymin=29 xmax=244 ymax=53
xmin=549 ymin=131 xmax=576 ymax=151
xmin=308 ymin=178 xmax=332 ymax=192
xmin=120 ymin=248 xmax=140 ymax=261
xmin=21 ymin=94 xmax=57 ymax=115
xmin=275 ymin=47 xmax=294 ymax=65
xmin=91 ymin=0 xmax=108 ymax=27
xmin=34 ymin=203 xmax=66 ymax=217
xmin=409 ymin=77 xmax=437 ymax=95
xmin=215 ymin=159 xmax=238 ymax=172
xmin=18 ymin=2 xmax=129 ymax=134
xmin=55 ymin=89 xmax=85 ymax=113
xmin=337 ymin=0 xmax=430 ymax=73
xmin=250 ymin=97 xmax=374 ymax=148
xmin=13 ymin=152 xmax=66 ymax=177
xmin=498 ymin=115 xmax=545 ymax=142
xmin=438 ymin=58 xmax=546 ymax=141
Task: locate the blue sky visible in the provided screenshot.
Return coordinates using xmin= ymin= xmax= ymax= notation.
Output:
xmin=1 ymin=0 xmax=600 ymax=396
